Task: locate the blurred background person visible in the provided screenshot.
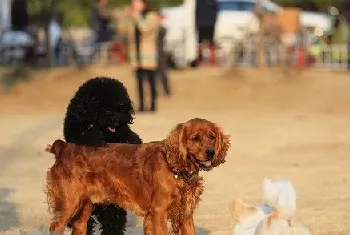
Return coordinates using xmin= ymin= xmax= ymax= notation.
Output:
xmin=91 ymin=0 xmax=114 ymax=52
xmin=340 ymin=0 xmax=350 ymax=25
xmin=48 ymin=12 xmax=63 ymax=65
xmin=330 ymin=13 xmax=350 ymax=66
xmin=11 ymin=0 xmax=28 ymax=32
xmin=157 ymin=24 xmax=171 ymax=96
xmin=341 ymin=0 xmax=350 ymax=69
xmin=1 ymin=0 xmax=11 ymax=32
xmin=8 ymin=0 xmax=36 ymax=64
xmin=119 ymin=0 xmax=160 ymax=112
xmin=191 ymin=0 xmax=218 ymax=67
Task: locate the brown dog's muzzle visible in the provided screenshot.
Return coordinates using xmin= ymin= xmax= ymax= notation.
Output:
xmin=205 ymin=148 xmax=215 ymax=160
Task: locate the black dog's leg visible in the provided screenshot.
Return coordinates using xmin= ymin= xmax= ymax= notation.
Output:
xmin=87 ymin=205 xmax=127 ymax=235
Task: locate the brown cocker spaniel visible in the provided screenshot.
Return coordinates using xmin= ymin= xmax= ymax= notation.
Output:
xmin=46 ymin=118 xmax=230 ymax=235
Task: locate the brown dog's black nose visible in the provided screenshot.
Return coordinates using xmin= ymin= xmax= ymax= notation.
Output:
xmin=205 ymin=149 xmax=215 ymax=160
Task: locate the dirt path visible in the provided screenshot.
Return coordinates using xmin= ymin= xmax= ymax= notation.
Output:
xmin=0 ymin=66 xmax=349 ymax=234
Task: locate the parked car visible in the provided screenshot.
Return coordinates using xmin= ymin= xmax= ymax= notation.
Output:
xmin=161 ymin=0 xmax=332 ymax=65
xmin=0 ymin=30 xmax=35 ymax=64
xmin=162 ymin=0 xmax=332 ymax=41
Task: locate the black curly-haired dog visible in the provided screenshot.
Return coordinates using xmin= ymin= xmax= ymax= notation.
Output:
xmin=63 ymin=77 xmax=142 ymax=235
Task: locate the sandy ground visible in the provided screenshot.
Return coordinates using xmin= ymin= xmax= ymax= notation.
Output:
xmin=0 ymin=66 xmax=349 ymax=235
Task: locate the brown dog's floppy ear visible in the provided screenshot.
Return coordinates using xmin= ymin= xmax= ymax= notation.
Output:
xmin=164 ymin=123 xmax=188 ymax=172
xmin=212 ymin=124 xmax=230 ymax=167
xmin=45 ymin=139 xmax=66 ymax=158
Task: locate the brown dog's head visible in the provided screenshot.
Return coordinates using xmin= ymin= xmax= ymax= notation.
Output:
xmin=164 ymin=118 xmax=230 ymax=173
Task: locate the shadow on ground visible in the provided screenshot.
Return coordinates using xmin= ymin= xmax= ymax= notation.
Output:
xmin=125 ymin=213 xmax=211 ymax=234
xmin=126 ymin=226 xmax=210 ymax=234
xmin=16 ymin=226 xmax=210 ymax=235
xmin=0 ymin=188 xmax=19 ymax=231
xmin=0 ymin=67 xmax=31 ymax=94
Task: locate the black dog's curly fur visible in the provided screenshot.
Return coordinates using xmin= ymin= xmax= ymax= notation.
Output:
xmin=63 ymin=77 xmax=142 ymax=235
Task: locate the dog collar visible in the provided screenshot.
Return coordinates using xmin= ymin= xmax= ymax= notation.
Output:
xmin=173 ymin=171 xmax=197 ymax=184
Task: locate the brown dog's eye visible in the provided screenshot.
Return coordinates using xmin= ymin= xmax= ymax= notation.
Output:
xmin=193 ymin=136 xmax=200 ymax=142
xmin=209 ymin=135 xmax=216 ymax=140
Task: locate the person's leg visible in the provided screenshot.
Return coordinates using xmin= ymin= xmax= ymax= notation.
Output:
xmin=136 ymin=68 xmax=145 ymax=111
xmin=208 ymin=25 xmax=216 ymax=48
xmin=197 ymin=27 xmax=205 ymax=62
xmin=190 ymin=26 xmax=204 ymax=67
xmin=157 ymin=27 xmax=171 ymax=96
xmin=158 ymin=55 xmax=171 ymax=96
xmin=145 ymin=69 xmax=157 ymax=111
xmin=207 ymin=26 xmax=216 ymax=65
xmin=159 ymin=68 xmax=171 ymax=96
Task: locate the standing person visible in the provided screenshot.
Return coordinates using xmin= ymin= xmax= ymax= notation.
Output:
xmin=11 ymin=0 xmax=28 ymax=31
xmin=340 ymin=0 xmax=350 ymax=24
xmin=330 ymin=13 xmax=350 ymax=66
xmin=120 ymin=0 xmax=160 ymax=112
xmin=190 ymin=0 xmax=218 ymax=67
xmin=10 ymin=0 xmax=36 ymax=64
xmin=157 ymin=25 xmax=171 ymax=96
xmin=91 ymin=0 xmax=113 ymax=51
xmin=1 ymin=0 xmax=11 ymax=32
xmin=49 ymin=12 xmax=63 ymax=65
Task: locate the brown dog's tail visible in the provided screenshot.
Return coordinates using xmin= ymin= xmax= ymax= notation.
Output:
xmin=45 ymin=139 xmax=66 ymax=157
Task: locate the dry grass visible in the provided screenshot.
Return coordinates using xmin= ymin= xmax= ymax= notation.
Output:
xmin=0 ymin=66 xmax=349 ymax=234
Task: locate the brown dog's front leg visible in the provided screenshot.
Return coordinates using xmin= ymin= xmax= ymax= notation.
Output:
xmin=72 ymin=200 xmax=94 ymax=235
xmin=179 ymin=216 xmax=196 ymax=235
xmin=143 ymin=210 xmax=153 ymax=235
xmin=150 ymin=207 xmax=168 ymax=235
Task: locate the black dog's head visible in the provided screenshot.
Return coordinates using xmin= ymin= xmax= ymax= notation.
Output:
xmin=67 ymin=77 xmax=135 ymax=134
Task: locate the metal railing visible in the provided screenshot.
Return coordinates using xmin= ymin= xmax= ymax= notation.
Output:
xmin=0 ymin=41 xmax=124 ymax=66
xmin=210 ymin=39 xmax=349 ymax=70
xmin=312 ymin=44 xmax=349 ymax=70
xmin=1 ymin=35 xmax=349 ymax=71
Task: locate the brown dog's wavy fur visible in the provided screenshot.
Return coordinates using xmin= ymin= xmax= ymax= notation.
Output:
xmin=46 ymin=118 xmax=230 ymax=235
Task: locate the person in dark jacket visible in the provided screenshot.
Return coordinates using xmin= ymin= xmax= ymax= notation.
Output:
xmin=157 ymin=25 xmax=171 ymax=96
xmin=191 ymin=0 xmax=218 ymax=67
xmin=339 ymin=1 xmax=350 ymax=69
xmin=11 ymin=0 xmax=29 ymax=31
xmin=91 ymin=0 xmax=113 ymax=44
xmin=340 ymin=0 xmax=350 ymax=24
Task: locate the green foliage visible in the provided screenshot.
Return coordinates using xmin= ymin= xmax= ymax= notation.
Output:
xmin=27 ymin=0 xmax=183 ymax=27
xmin=26 ymin=0 xmax=339 ymax=27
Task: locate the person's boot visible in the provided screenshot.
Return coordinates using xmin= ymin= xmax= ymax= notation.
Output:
xmin=150 ymin=103 xmax=156 ymax=112
xmin=190 ymin=47 xmax=204 ymax=68
xmin=150 ymin=98 xmax=157 ymax=112
xmin=138 ymin=102 xmax=144 ymax=112
xmin=209 ymin=45 xmax=216 ymax=65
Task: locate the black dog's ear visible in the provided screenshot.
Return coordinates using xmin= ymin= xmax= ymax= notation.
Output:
xmin=45 ymin=139 xmax=66 ymax=156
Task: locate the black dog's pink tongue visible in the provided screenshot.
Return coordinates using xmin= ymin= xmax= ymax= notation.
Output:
xmin=108 ymin=127 xmax=116 ymax=132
